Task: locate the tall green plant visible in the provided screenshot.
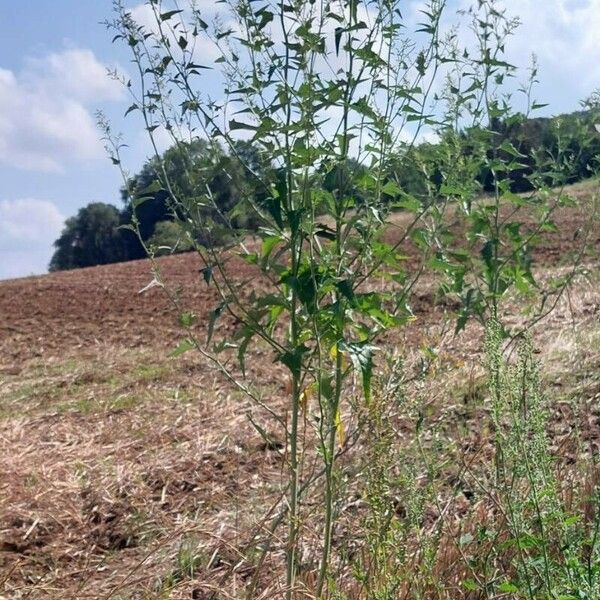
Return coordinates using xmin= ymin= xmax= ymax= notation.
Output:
xmin=101 ymin=0 xmax=594 ymax=596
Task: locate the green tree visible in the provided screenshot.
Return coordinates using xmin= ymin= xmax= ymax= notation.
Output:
xmin=473 ymin=108 xmax=600 ymax=192
xmin=147 ymin=220 xmax=194 ymax=255
xmin=49 ymin=202 xmax=127 ymax=271
xmin=123 ymin=139 xmax=269 ymax=251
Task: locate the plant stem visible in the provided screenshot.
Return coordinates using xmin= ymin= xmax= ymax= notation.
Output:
xmin=316 ymin=344 xmax=343 ymax=596
xmin=287 ymin=369 xmax=301 ymax=598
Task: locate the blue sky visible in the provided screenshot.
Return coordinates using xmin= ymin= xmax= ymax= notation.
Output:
xmin=1 ymin=0 xmax=599 ymax=280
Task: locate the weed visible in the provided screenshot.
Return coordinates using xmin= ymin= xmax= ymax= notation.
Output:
xmin=94 ymin=0 xmax=600 ymax=597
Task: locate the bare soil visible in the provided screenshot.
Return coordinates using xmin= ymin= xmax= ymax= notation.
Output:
xmin=1 ymin=188 xmax=597 ymax=366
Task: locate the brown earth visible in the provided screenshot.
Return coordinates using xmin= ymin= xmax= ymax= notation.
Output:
xmin=1 ymin=191 xmax=597 ymax=366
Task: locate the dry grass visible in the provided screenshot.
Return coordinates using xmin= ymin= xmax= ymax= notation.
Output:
xmin=0 ymin=348 xmax=292 ymax=598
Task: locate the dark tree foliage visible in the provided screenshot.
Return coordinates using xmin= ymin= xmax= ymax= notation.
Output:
xmin=49 ymin=203 xmax=129 ymax=271
xmin=476 ymin=109 xmax=600 ymax=192
xmin=122 ymin=139 xmax=268 ymax=250
xmin=50 ymin=141 xmax=273 ymax=271
xmin=389 ymin=109 xmax=600 ymax=198
xmin=118 ymin=139 xmax=213 ymax=259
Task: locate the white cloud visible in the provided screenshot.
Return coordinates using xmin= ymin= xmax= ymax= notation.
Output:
xmin=0 ymin=48 xmax=124 ymax=173
xmin=0 ymin=199 xmax=65 ymax=246
xmin=25 ymin=48 xmax=124 ymax=103
xmin=0 ymin=199 xmax=65 ymax=279
xmin=505 ymin=0 xmax=600 ymax=105
xmin=129 ymin=3 xmax=222 ymax=62
xmin=445 ymin=0 xmax=600 ymax=112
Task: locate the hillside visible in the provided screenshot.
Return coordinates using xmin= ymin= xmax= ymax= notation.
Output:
xmin=0 ymin=180 xmax=599 ymax=598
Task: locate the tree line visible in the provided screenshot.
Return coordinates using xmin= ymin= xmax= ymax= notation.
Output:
xmin=49 ymin=107 xmax=599 ymax=271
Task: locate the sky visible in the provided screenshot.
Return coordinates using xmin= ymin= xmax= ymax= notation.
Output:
xmin=0 ymin=0 xmax=599 ymax=280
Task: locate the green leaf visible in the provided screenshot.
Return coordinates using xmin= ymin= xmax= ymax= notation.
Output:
xmin=314 ymin=225 xmax=336 ymax=241
xmin=261 ymin=236 xmax=281 ymax=262
xmin=207 ymin=302 xmax=226 ymax=346
xmin=499 ymin=140 xmax=523 ymax=158
xmin=181 ymin=100 xmax=199 ymax=115
xmin=440 ymin=184 xmax=463 ymax=196
xmin=185 ymin=62 xmax=209 ymax=70
xmin=160 ymin=9 xmax=184 ymax=21
xmin=480 ymin=57 xmax=515 ymax=69
xmin=170 ymin=338 xmax=195 ymax=357
xmin=179 ymin=312 xmax=196 ymax=328
xmin=481 ymin=240 xmax=494 ymax=273
xmin=531 ymin=102 xmax=548 ymax=111
xmin=319 ymin=375 xmax=334 ymax=404
xmin=235 ymin=326 xmax=255 ymax=377
xmin=341 ymin=342 xmax=374 ymax=403
xmin=124 ymin=103 xmax=139 ymax=117
xmin=381 ymin=180 xmax=402 ymax=197
xmin=336 ymin=279 xmax=355 ymax=303
xmin=334 ymin=27 xmax=343 ymax=56
xmin=513 ymin=267 xmax=532 ymax=294
xmin=229 ymin=119 xmax=258 ymax=132
xmin=264 ymin=196 xmax=284 ymax=229
xmin=200 ymin=266 xmax=212 ymax=285
xmin=497 ymin=582 xmax=519 ymax=593
xmin=277 ymin=345 xmax=308 ymax=378
xmin=256 ymin=8 xmax=274 ymax=30
xmin=416 ymin=50 xmax=426 ymax=75
xmin=216 ymin=29 xmax=234 ymax=40
xmin=132 ymin=180 xmax=163 ymax=208
xmin=132 ymin=195 xmax=152 ymax=208
xmin=563 ymin=514 xmax=580 ymax=526
xmin=501 ymin=191 xmax=527 ymax=207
